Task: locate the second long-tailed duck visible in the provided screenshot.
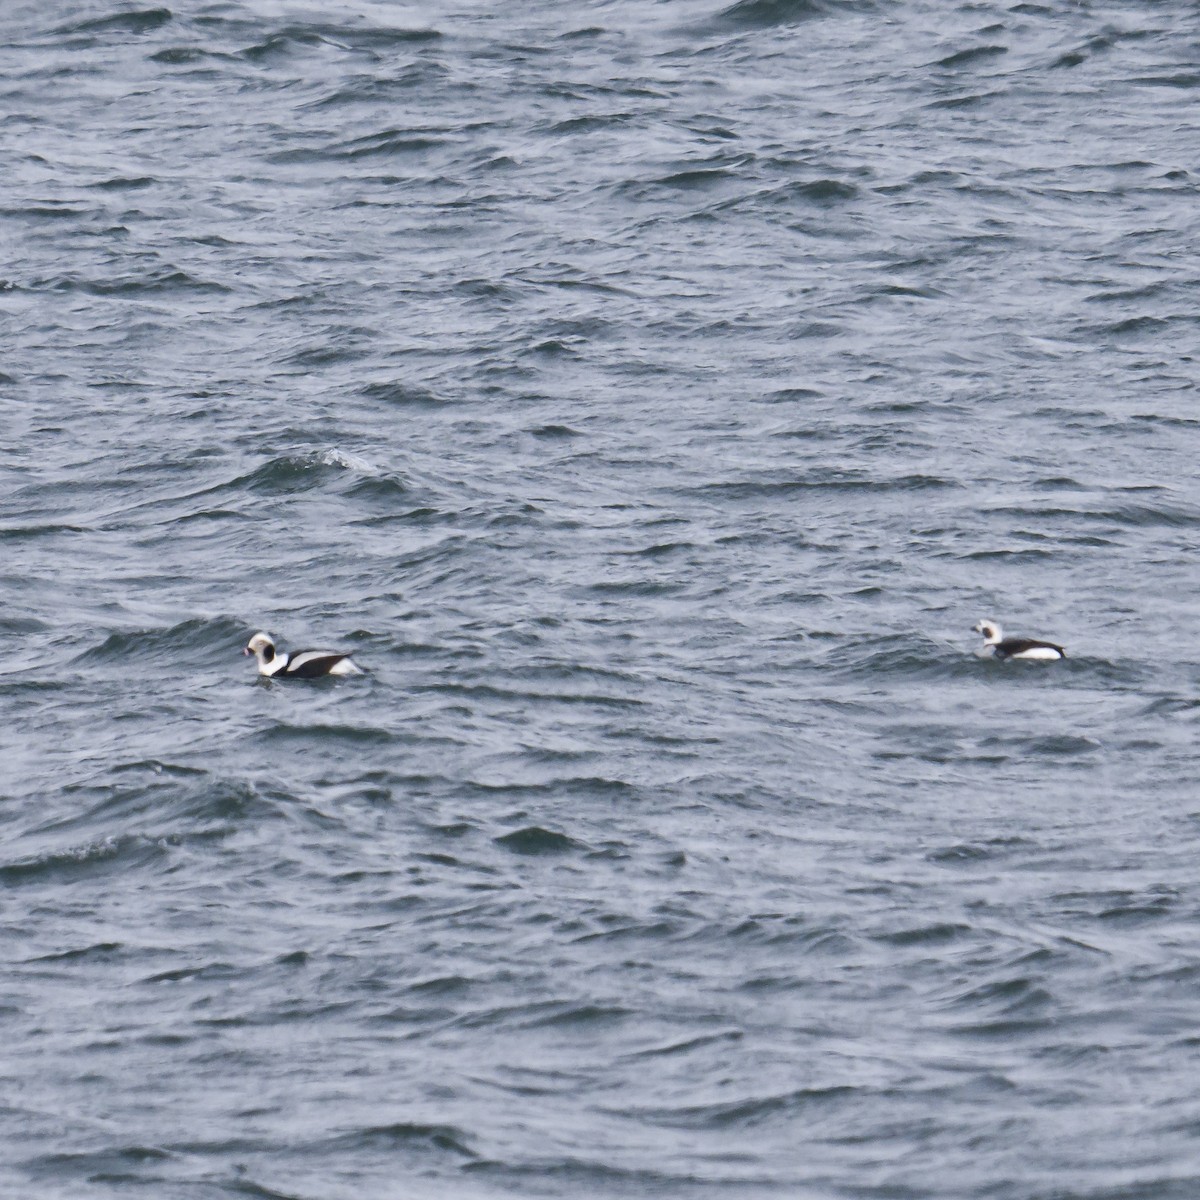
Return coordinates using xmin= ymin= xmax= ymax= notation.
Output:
xmin=973 ymin=619 xmax=1065 ymax=661
xmin=244 ymin=631 xmax=364 ymax=678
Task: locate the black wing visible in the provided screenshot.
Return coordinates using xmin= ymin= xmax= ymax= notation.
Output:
xmin=996 ymin=638 xmax=1065 ymax=658
xmin=281 ymin=652 xmax=349 ymax=678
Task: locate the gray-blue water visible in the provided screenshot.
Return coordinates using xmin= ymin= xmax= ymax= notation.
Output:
xmin=3 ymin=2 xmax=1199 ymax=1197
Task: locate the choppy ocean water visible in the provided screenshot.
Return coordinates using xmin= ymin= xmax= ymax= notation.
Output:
xmin=3 ymin=1 xmax=1199 ymax=1196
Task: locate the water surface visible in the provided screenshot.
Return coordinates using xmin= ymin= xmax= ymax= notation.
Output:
xmin=3 ymin=2 xmax=1200 ymax=1197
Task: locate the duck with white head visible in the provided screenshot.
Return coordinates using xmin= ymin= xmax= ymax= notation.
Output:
xmin=244 ymin=631 xmax=364 ymax=679
xmin=973 ymin=619 xmax=1065 ymax=661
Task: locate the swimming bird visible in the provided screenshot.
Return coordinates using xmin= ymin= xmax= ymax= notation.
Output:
xmin=973 ymin=619 xmax=1065 ymax=661
xmin=244 ymin=631 xmax=364 ymax=678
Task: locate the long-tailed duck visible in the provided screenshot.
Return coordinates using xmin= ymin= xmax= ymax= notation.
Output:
xmin=244 ymin=631 xmax=364 ymax=678
xmin=973 ymin=619 xmax=1065 ymax=661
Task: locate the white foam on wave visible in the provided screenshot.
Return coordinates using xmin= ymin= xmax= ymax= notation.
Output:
xmin=320 ymin=448 xmax=379 ymax=473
